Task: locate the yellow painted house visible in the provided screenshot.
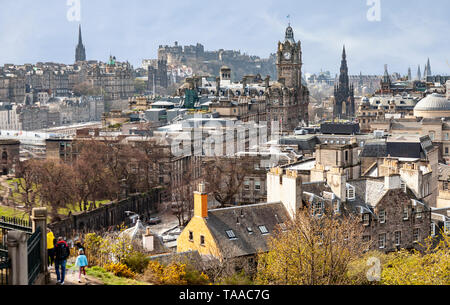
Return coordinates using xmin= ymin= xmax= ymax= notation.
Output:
xmin=177 ymin=176 xmax=299 ymax=260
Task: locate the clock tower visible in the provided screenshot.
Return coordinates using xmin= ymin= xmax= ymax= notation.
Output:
xmin=276 ymin=24 xmax=302 ymax=89
xmin=266 ymin=23 xmax=309 ymax=133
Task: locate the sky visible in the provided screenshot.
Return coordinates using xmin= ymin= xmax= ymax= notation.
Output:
xmin=0 ymin=0 xmax=449 ymax=76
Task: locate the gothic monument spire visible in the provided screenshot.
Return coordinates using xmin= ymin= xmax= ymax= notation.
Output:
xmin=75 ymin=24 xmax=86 ymax=62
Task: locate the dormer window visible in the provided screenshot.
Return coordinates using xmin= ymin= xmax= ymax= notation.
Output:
xmin=444 ymin=221 xmax=450 ymax=235
xmin=226 ymin=230 xmax=237 ymax=240
xmin=312 ymin=201 xmax=324 ymax=217
xmin=259 ymin=225 xmax=269 ymax=235
xmin=346 ymin=184 xmax=356 ymax=201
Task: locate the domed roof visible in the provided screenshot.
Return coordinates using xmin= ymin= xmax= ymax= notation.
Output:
xmin=414 ymin=93 xmax=450 ymax=112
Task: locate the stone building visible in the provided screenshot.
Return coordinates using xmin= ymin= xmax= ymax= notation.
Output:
xmin=446 ymin=80 xmax=450 ymax=100
xmin=147 ymin=59 xmax=169 ymax=91
xmin=357 ymin=95 xmax=419 ymax=133
xmin=0 ymin=74 xmax=26 ymax=104
xmin=86 ymin=57 xmax=135 ymax=101
xmin=0 ymin=139 xmax=20 ymax=175
xmin=310 ymin=140 xmax=361 ymax=182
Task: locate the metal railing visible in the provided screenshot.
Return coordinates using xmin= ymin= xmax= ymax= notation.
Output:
xmin=0 ymin=250 xmax=10 ymax=285
xmin=0 ymin=216 xmax=32 ymax=233
xmin=27 ymin=227 xmax=41 ymax=285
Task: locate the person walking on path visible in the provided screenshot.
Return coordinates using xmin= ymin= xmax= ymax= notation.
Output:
xmin=54 ymin=237 xmax=70 ymax=285
xmin=47 ymin=228 xmax=56 ymax=269
xmin=75 ymin=249 xmax=89 ymax=283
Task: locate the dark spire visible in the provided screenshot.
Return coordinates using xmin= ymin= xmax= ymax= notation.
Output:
xmin=78 ymin=24 xmax=83 ymax=45
xmin=342 ymin=45 xmax=346 ymax=60
xmin=75 ymin=24 xmax=86 ymax=62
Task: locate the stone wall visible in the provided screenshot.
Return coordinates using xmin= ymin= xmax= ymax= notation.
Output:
xmin=49 ymin=190 xmax=161 ymax=239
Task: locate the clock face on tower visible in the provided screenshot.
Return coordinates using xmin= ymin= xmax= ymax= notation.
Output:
xmin=283 ymin=51 xmax=291 ymax=60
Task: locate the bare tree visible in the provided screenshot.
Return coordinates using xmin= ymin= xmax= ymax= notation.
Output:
xmin=203 ymin=156 xmax=252 ymax=208
xmin=33 ymin=160 xmax=76 ymax=222
xmin=14 ymin=160 xmax=40 ymax=216
xmin=73 ymin=141 xmax=113 ymax=211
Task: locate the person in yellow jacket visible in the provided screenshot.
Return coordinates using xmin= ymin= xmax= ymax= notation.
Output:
xmin=47 ymin=228 xmax=56 ymax=269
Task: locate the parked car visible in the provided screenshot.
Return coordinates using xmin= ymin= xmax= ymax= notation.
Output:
xmin=148 ymin=217 xmax=161 ymax=225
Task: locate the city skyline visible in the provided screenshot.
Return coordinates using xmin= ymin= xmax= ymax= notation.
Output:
xmin=0 ymin=0 xmax=449 ymax=76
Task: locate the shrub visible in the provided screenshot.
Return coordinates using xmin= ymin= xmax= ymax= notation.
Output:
xmin=123 ymin=252 xmax=150 ymax=274
xmin=141 ymin=261 xmax=210 ymax=285
xmin=218 ymin=271 xmax=253 ymax=285
xmin=105 ymin=263 xmax=136 ymax=279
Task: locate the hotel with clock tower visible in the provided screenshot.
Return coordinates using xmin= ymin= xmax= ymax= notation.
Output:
xmin=177 ymin=23 xmax=310 ymax=133
xmin=265 ymin=23 xmax=309 ymax=132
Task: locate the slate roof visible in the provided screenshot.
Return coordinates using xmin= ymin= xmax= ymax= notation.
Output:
xmin=206 ymin=202 xmax=290 ymax=258
xmin=438 ymin=163 xmax=450 ymax=181
xmin=360 ymin=141 xmax=387 ymax=158
xmin=279 ymin=135 xmax=319 ymax=152
xmin=320 ymin=123 xmax=360 ymax=135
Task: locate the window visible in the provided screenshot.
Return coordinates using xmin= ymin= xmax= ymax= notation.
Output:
xmin=247 ymin=227 xmax=254 ymax=234
xmin=446 ymin=147 xmax=449 ymax=155
xmin=445 ymin=221 xmax=450 ymax=235
xmin=413 ymin=228 xmax=420 ymax=242
xmin=200 ymin=235 xmax=205 ymax=246
xmin=346 ymin=184 xmax=355 ymax=201
xmin=444 ymin=181 xmax=449 ymax=190
xmin=378 ymin=233 xmax=386 ymax=249
xmin=363 ymin=214 xmax=370 ymax=226
xmin=431 ymin=223 xmax=436 ymax=237
xmin=394 ymin=231 xmax=401 ymax=246
xmin=244 ymin=180 xmax=250 ymax=190
xmin=429 ymin=131 xmax=435 ymax=141
xmin=400 ymin=180 xmax=407 ymax=193
xmin=345 ymin=151 xmax=349 ymax=162
xmin=379 ymin=210 xmax=386 ymax=224
xmin=312 ymin=201 xmax=324 ymax=217
xmin=403 ymin=207 xmax=409 ymax=220
xmin=363 ymin=235 xmax=371 ymax=243
xmin=259 ymin=225 xmax=269 ymax=235
xmin=446 ymin=133 xmax=449 ymax=141
xmin=226 ymin=230 xmax=236 ymax=239
xmin=189 ymin=231 xmax=194 ymax=242
xmin=255 ymin=181 xmax=261 ymax=191
xmin=333 ymin=200 xmax=340 ymax=214
xmin=416 ymin=206 xmax=423 ymax=219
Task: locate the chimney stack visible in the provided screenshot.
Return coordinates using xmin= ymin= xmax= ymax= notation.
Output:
xmin=194 ymin=183 xmax=208 ymax=218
